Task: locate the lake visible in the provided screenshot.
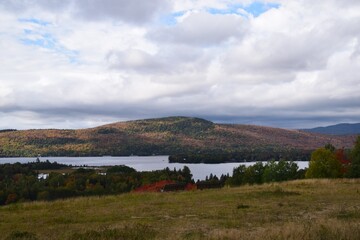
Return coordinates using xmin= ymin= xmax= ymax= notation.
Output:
xmin=0 ymin=156 xmax=309 ymax=181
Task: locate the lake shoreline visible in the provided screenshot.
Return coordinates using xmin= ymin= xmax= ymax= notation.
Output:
xmin=0 ymin=156 xmax=309 ymax=181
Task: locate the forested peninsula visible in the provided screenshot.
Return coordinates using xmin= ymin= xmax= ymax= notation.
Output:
xmin=0 ymin=117 xmax=356 ymax=157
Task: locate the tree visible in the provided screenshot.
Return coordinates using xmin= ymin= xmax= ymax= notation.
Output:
xmin=230 ymin=165 xmax=246 ymax=186
xmin=324 ymin=143 xmax=336 ymax=153
xmin=243 ymin=162 xmax=264 ymax=184
xmin=106 ymin=165 xmax=136 ymax=174
xmin=181 ymin=166 xmax=192 ymax=183
xmin=305 ymin=148 xmax=342 ymax=178
xmin=262 ymin=160 xmax=279 ymax=182
xmin=347 ymin=136 xmax=360 ymax=178
xmin=262 ymin=160 xmax=298 ymax=182
xmin=335 ymin=148 xmax=350 ymax=175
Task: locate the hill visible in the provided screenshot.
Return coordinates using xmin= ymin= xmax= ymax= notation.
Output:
xmin=0 ymin=116 xmax=357 ymax=157
xmin=302 ymin=123 xmax=360 ymax=135
xmin=1 ymin=179 xmax=360 ymax=239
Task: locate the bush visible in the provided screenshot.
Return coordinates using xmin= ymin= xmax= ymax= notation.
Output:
xmin=347 ymin=136 xmax=360 ymax=178
xmin=5 ymin=231 xmax=38 ymax=240
xmin=306 ymin=148 xmax=341 ymax=179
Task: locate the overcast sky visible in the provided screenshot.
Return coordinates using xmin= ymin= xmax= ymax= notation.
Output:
xmin=1 ymin=0 xmax=360 ymax=130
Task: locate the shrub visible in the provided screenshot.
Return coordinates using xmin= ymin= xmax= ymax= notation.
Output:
xmin=306 ymin=148 xmax=341 ymax=178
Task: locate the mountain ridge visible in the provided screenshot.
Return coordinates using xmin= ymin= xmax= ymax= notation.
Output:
xmin=302 ymin=123 xmax=360 ymax=135
xmin=0 ymin=116 xmax=357 ymax=157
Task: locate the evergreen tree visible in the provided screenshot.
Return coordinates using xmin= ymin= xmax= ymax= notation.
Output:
xmin=347 ymin=136 xmax=360 ymax=178
xmin=181 ymin=166 xmax=193 ymax=183
xmin=231 ymin=165 xmax=246 ymax=185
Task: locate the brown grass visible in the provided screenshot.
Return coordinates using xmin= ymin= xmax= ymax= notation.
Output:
xmin=1 ymin=179 xmax=360 ymax=239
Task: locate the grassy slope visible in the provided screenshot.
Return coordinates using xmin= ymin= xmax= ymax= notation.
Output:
xmin=0 ymin=117 xmax=357 ymax=156
xmin=1 ymin=179 xmax=360 ymax=240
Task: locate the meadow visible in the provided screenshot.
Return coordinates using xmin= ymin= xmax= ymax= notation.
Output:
xmin=1 ymin=179 xmax=360 ymax=239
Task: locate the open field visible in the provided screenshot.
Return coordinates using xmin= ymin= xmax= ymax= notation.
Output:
xmin=1 ymin=179 xmax=360 ymax=239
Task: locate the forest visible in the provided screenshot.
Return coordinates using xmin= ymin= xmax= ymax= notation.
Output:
xmin=0 ymin=161 xmax=193 ymax=205
xmin=228 ymin=137 xmax=360 ymax=186
xmin=168 ymin=149 xmax=312 ymax=163
xmin=0 ymin=117 xmax=356 ymax=157
xmin=0 ymin=136 xmax=359 ymax=206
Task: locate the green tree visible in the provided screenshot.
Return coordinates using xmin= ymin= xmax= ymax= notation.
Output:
xmin=305 ymin=148 xmax=342 ymax=178
xmin=262 ymin=161 xmax=275 ymax=182
xmin=230 ymin=165 xmax=246 ymax=186
xmin=262 ymin=160 xmax=299 ymax=183
xmin=324 ymin=143 xmax=336 ymax=153
xmin=48 ymin=173 xmax=65 ymax=188
xmin=106 ymin=165 xmax=136 ymax=174
xmin=347 ymin=136 xmax=360 ymax=178
xmin=243 ymin=162 xmax=264 ymax=184
xmin=182 ymin=166 xmax=193 ymax=183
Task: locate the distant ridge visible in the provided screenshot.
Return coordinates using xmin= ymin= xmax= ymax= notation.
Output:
xmin=0 ymin=116 xmax=357 ymax=157
xmin=302 ymin=123 xmax=360 ymax=135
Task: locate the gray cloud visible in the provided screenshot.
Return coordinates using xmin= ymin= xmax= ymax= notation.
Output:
xmin=148 ymin=12 xmax=247 ymax=46
xmin=106 ymin=44 xmax=208 ymax=75
xmin=0 ymin=0 xmax=170 ymax=24
xmin=0 ymin=0 xmax=71 ymax=12
xmin=224 ymin=21 xmax=359 ymax=74
xmin=72 ymin=0 xmax=170 ymax=23
xmin=106 ymin=49 xmax=167 ymax=74
xmin=1 ymin=0 xmax=360 ymax=130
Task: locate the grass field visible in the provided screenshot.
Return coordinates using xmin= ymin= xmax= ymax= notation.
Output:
xmin=1 ymin=179 xmax=360 ymax=239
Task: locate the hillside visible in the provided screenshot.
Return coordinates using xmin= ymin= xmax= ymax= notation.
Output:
xmin=1 ymin=179 xmax=360 ymax=239
xmin=0 ymin=116 xmax=357 ymax=157
xmin=303 ymin=123 xmax=360 ymax=135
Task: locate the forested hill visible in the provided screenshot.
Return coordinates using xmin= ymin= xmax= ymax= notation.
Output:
xmin=302 ymin=123 xmax=360 ymax=135
xmin=0 ymin=116 xmax=357 ymax=157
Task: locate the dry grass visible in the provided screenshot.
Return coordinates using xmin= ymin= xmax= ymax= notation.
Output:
xmin=1 ymin=179 xmax=360 ymax=239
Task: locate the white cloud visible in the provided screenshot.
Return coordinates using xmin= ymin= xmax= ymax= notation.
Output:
xmin=0 ymin=0 xmax=360 ymax=129
xmin=149 ymin=11 xmax=247 ymax=46
xmin=0 ymin=0 xmax=170 ymax=23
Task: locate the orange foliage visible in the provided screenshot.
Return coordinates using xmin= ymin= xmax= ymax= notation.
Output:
xmin=133 ymin=180 xmax=197 ymax=193
xmin=133 ymin=180 xmax=176 ymax=192
xmin=335 ymin=148 xmax=350 ymax=174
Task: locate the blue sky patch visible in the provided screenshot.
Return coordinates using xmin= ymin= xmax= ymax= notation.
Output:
xmin=159 ymin=11 xmax=186 ymax=26
xmin=244 ymin=2 xmax=280 ymax=17
xmin=20 ymin=25 xmax=79 ymax=63
xmin=19 ymin=18 xmax=51 ymax=26
xmin=20 ymin=32 xmax=56 ymax=49
xmin=207 ymin=6 xmax=239 ymax=15
xmin=208 ymin=2 xmax=280 ymax=17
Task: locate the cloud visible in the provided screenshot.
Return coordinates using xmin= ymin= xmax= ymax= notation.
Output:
xmin=72 ymin=0 xmax=170 ymax=24
xmin=106 ymin=44 xmax=208 ymax=75
xmin=0 ymin=0 xmax=170 ymax=24
xmin=18 ymin=20 xmax=78 ymax=63
xmin=149 ymin=11 xmax=247 ymax=46
xmin=223 ymin=4 xmax=360 ymax=74
xmin=106 ymin=49 xmax=165 ymax=74
xmin=0 ymin=0 xmax=360 ymax=130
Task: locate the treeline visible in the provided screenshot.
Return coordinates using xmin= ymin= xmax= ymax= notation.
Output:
xmin=169 ymin=149 xmax=311 ymax=163
xmin=226 ymin=160 xmax=305 ymax=186
xmin=226 ymin=136 xmax=360 ymax=186
xmin=305 ymin=140 xmax=360 ymax=178
xmin=196 ymin=173 xmax=229 ymax=190
xmin=1 ymin=136 xmax=359 ymax=205
xmin=29 ymin=158 xmax=68 ymax=170
xmin=0 ymin=129 xmax=17 ymax=133
xmin=0 ymin=163 xmax=192 ymax=205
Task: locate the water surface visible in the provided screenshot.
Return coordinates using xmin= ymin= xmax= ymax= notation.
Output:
xmin=0 ymin=156 xmax=309 ymax=181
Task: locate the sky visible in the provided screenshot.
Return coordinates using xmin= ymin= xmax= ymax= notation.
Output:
xmin=1 ymin=0 xmax=360 ymax=130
